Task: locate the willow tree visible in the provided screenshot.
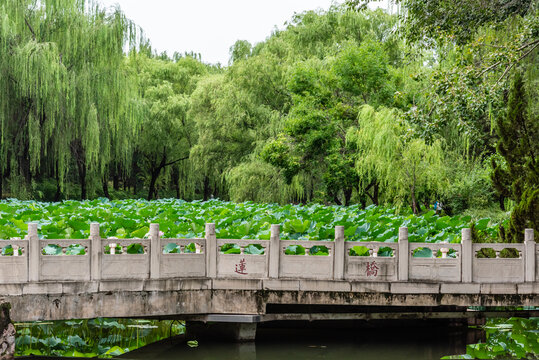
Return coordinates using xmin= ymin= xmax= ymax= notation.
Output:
xmin=347 ymin=105 xmax=446 ymax=213
xmin=0 ymin=0 xmax=141 ymax=199
xmin=127 ymin=54 xmax=208 ymax=200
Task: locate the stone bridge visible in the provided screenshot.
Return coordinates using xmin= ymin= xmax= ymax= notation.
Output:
xmin=0 ymin=223 xmax=537 ymax=341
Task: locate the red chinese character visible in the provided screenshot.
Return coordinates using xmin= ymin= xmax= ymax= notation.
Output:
xmin=366 ymin=261 xmax=379 ymax=277
xmin=235 ymin=258 xmax=248 ymax=275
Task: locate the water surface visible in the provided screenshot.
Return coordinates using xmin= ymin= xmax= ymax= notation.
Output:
xmin=121 ymin=322 xmax=480 ymax=360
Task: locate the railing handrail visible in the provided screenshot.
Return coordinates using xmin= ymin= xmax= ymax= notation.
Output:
xmin=0 ymin=223 xmax=535 ymax=285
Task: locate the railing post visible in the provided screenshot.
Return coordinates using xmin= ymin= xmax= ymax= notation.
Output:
xmin=269 ymin=224 xmax=280 ymax=279
xmin=150 ymin=223 xmax=160 ymax=279
xmin=398 ymin=227 xmax=408 ymax=281
xmin=461 ymin=228 xmax=472 ymax=283
xmin=205 ymin=223 xmax=217 ymax=278
xmin=28 ymin=223 xmax=39 ymax=282
xmin=90 ymin=222 xmax=101 ymax=281
xmin=334 ymin=226 xmax=345 ymax=280
xmin=524 ymin=229 xmax=535 ymax=282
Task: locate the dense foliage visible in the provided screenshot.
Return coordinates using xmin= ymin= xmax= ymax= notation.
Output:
xmin=15 ymin=318 xmax=185 ymax=358
xmin=0 ymin=1 xmax=537 ymax=242
xmin=443 ymin=317 xmax=539 ymax=359
xmin=0 ymin=199 xmax=503 ymax=242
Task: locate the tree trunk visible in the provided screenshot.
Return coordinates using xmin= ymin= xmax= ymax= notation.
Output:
xmin=203 ymin=175 xmax=210 ymax=201
xmin=70 ymin=140 xmax=87 ymax=199
xmin=102 ymin=177 xmax=110 ymax=199
xmin=54 ymin=177 xmax=62 ymax=202
xmin=409 ymin=167 xmax=419 ymax=214
xmin=0 ymin=168 xmax=3 ymax=200
xmin=113 ymin=174 xmax=120 ymax=190
xmin=343 ymin=187 xmax=352 ymax=206
xmin=147 ymin=168 xmax=161 ymax=200
xmin=410 ymin=185 xmax=419 ymax=214
xmin=360 ymin=195 xmax=367 ymax=209
xmin=53 ymin=161 xmax=61 ymax=202
xmin=373 ymin=182 xmax=379 ymax=206
xmin=499 ymin=195 xmax=506 ymax=211
xmin=80 ymin=168 xmax=87 ymax=200
xmin=332 ymin=193 xmax=342 ymax=206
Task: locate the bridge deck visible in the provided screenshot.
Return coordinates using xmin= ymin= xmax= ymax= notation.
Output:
xmin=0 ymin=224 xmax=537 ymax=323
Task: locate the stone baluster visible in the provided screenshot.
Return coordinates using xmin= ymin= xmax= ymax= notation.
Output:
xmin=28 ymin=223 xmax=39 ymax=282
xmin=205 ymin=223 xmax=217 ymax=278
xmin=334 ymin=226 xmax=345 ymax=280
xmin=109 ymin=243 xmax=117 ymax=255
xmin=524 ymin=228 xmax=535 ymax=282
xmin=398 ymin=227 xmax=408 ymax=281
xmin=440 ymin=247 xmax=449 ymax=259
xmin=90 ymin=222 xmax=101 ymax=281
xmin=150 ymin=223 xmax=160 ymax=279
xmin=461 ymin=228 xmax=472 ymax=283
xmin=269 ymin=224 xmax=280 ymax=279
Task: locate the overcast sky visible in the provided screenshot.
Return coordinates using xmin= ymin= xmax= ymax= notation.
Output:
xmin=97 ymin=1 xmax=388 ymax=65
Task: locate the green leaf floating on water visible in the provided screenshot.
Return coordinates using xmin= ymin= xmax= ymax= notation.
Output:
xmin=187 ymin=340 xmax=199 ymax=348
xmin=105 ymin=346 xmax=125 ymax=356
xmin=67 ymin=335 xmax=87 ymax=349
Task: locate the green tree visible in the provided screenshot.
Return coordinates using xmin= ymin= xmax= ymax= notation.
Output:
xmin=347 ymin=105 xmax=446 ymax=213
xmin=0 ymin=0 xmax=140 ymax=199
xmin=229 ymin=40 xmax=252 ymax=65
xmin=333 ymin=40 xmax=393 ymax=105
xmin=128 ymin=54 xmax=208 ymax=200
xmin=189 ymin=54 xmax=285 ymax=200
xmin=491 ymin=72 xmax=538 ymax=242
xmin=261 ymin=39 xmax=394 ymax=206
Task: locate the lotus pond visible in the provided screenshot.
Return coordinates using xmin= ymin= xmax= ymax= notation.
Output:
xmin=15 ymin=318 xmax=185 ymax=358
xmin=14 ymin=317 xmax=539 ymax=359
xmin=0 ymin=199 xmax=504 ymax=243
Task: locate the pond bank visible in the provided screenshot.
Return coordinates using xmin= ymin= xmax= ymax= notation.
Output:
xmin=1 ymin=302 xmax=15 ymax=360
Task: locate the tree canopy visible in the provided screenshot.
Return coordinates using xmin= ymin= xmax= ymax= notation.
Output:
xmin=0 ymin=1 xmax=537 ymax=240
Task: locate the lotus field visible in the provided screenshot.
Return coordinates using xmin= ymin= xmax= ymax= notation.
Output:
xmin=0 ymin=199 xmax=503 ymax=245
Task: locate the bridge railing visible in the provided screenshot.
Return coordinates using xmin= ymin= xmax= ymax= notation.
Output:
xmin=0 ymin=223 xmax=536 ymax=284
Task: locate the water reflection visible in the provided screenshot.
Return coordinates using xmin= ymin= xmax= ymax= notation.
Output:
xmin=122 ymin=320 xmax=484 ymax=360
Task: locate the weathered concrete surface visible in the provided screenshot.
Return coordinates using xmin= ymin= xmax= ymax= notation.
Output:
xmin=0 ymin=302 xmax=15 ymax=360
xmin=186 ymin=321 xmax=257 ymax=341
xmin=1 ymin=279 xmax=538 ymax=322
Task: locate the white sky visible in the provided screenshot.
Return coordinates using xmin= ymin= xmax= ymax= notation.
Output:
xmin=97 ymin=0 xmax=389 ymax=65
